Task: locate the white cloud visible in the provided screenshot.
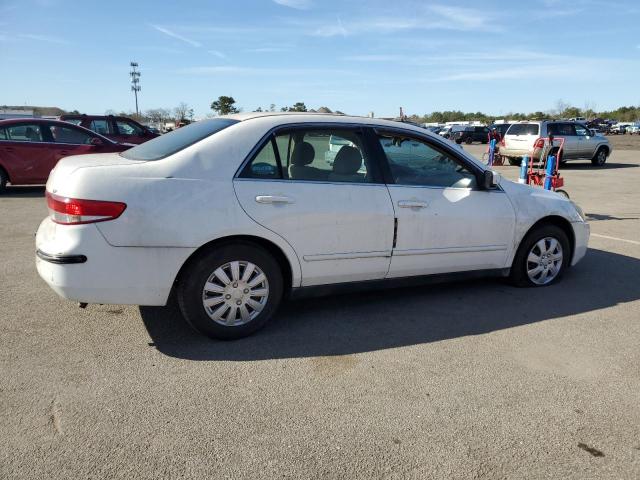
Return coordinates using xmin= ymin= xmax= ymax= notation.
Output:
xmin=208 ymin=49 xmax=226 ymax=59
xmin=151 ymin=24 xmax=202 ymax=47
xmin=273 ymin=0 xmax=313 ymax=9
xmin=18 ymin=33 xmax=68 ymax=44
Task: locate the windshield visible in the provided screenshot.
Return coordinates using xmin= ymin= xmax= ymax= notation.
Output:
xmin=121 ymin=118 xmax=238 ymax=161
xmin=507 ymin=123 xmax=539 ymax=135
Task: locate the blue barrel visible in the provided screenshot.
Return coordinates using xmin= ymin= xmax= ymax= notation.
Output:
xmin=487 ymin=139 xmax=496 ymax=166
xmin=519 ymin=156 xmax=528 ymax=183
xmin=544 ymin=155 xmax=556 ymax=190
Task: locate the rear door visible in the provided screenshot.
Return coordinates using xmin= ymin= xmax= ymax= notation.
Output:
xmin=373 ymin=129 xmax=515 ymax=278
xmin=548 ymin=123 xmax=577 ymax=158
xmin=0 ymin=122 xmax=54 ymax=184
xmin=234 ymin=125 xmax=395 ymax=287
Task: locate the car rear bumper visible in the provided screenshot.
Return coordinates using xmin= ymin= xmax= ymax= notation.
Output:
xmin=571 ymin=221 xmax=590 ymax=266
xmin=35 ymin=218 xmax=195 ymax=306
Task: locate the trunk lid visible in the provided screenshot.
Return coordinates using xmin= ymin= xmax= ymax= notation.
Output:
xmin=46 ymin=153 xmax=146 ymax=192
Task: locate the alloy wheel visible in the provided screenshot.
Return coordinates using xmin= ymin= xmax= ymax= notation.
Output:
xmin=526 ymin=237 xmax=563 ymax=285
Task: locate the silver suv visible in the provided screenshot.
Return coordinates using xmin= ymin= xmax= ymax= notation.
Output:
xmin=502 ymin=121 xmax=612 ymax=167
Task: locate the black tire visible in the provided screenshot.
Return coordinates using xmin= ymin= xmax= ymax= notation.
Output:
xmin=591 ymin=147 xmax=607 ymax=166
xmin=0 ymin=168 xmax=8 ymax=193
xmin=465 ymin=137 xmax=472 ymax=145
xmin=507 ymin=157 xmax=521 ymax=166
xmin=510 ymin=224 xmax=570 ymax=288
xmin=177 ymin=243 xmax=284 ymax=340
xmin=455 ymin=138 xmax=462 ymax=144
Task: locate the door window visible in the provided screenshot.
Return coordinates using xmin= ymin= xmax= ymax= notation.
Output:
xmin=240 ymin=128 xmax=375 ymax=183
xmin=89 ymin=119 xmax=110 ymax=135
xmin=3 ymin=124 xmax=44 ymax=142
xmin=115 ymin=120 xmax=144 ymax=136
xmin=574 ymin=124 xmax=589 ymax=136
xmin=377 ymin=134 xmax=477 ymax=188
xmin=48 ymin=124 xmax=94 ymax=144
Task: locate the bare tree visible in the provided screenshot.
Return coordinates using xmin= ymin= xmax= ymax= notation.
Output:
xmin=174 ymin=102 xmax=193 ymax=122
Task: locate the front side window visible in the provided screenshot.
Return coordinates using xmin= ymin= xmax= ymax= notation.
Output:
xmin=240 ymin=128 xmax=375 ymax=183
xmin=48 ymin=124 xmax=94 ymax=144
xmin=2 ymin=124 xmax=43 ymax=142
xmin=115 ymin=119 xmax=143 ymax=136
xmin=574 ymin=124 xmax=589 ymax=136
xmin=377 ymin=134 xmax=477 ymax=188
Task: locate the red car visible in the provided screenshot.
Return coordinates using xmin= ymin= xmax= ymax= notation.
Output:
xmin=0 ymin=118 xmax=131 ymax=192
xmin=59 ymin=114 xmax=159 ymax=144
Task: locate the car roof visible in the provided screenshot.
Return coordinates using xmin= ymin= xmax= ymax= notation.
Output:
xmin=0 ymin=118 xmax=117 ymax=142
xmin=222 ymin=111 xmax=452 ymax=135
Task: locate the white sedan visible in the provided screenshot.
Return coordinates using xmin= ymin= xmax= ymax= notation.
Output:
xmin=36 ymin=113 xmax=590 ymax=339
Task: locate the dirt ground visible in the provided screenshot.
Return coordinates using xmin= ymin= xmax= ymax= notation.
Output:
xmin=603 ymin=133 xmax=640 ymax=150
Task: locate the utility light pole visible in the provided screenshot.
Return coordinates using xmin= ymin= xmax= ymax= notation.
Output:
xmin=130 ymin=62 xmax=141 ymax=116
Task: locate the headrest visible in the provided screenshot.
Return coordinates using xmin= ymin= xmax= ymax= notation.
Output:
xmin=291 ymin=142 xmax=315 ymax=166
xmin=333 ymin=146 xmax=362 ymax=174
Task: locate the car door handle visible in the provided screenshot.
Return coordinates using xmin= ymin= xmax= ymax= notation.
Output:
xmin=398 ymin=200 xmax=428 ymax=208
xmin=255 ymin=195 xmax=294 ymax=204
xmin=60 ymin=151 xmax=71 ymax=155
xmin=3 ymin=147 xmax=15 ymax=152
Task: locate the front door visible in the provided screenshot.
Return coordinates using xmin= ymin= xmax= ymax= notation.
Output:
xmin=573 ymin=123 xmax=592 ymax=157
xmin=373 ymin=131 xmax=516 ymax=278
xmin=45 ymin=123 xmax=96 ymax=167
xmin=234 ymin=126 xmax=395 ymax=287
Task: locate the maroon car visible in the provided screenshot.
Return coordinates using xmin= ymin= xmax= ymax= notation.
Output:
xmin=59 ymin=114 xmax=159 ymax=144
xmin=0 ymin=118 xmax=131 ymax=192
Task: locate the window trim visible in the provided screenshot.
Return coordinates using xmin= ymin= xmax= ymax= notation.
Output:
xmin=370 ymin=126 xmax=486 ymax=189
xmin=235 ymin=122 xmax=385 ymax=185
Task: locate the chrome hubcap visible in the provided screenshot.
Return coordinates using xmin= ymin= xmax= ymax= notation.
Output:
xmin=202 ymin=261 xmax=269 ymax=326
xmin=527 ymin=237 xmax=563 ymax=285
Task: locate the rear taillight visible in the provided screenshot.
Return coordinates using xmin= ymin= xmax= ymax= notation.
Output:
xmin=534 ymin=138 xmax=545 ymax=149
xmin=46 ymin=191 xmax=126 ymax=225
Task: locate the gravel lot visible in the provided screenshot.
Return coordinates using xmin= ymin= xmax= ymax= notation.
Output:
xmin=1 ymin=148 xmax=639 ymax=479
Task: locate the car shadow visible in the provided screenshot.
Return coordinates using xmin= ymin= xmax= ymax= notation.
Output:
xmin=586 ymin=213 xmax=639 ymax=222
xmin=140 ymin=248 xmax=640 ymax=361
xmin=561 ymin=162 xmax=638 ymax=170
xmin=1 ymin=185 xmax=45 ymax=198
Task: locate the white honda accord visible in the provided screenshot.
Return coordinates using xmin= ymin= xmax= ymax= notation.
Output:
xmin=36 ymin=113 xmax=589 ymax=339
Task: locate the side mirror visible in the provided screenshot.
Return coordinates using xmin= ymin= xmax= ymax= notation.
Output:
xmin=90 ymin=137 xmax=104 ymax=146
xmin=481 ymin=170 xmax=500 ymax=189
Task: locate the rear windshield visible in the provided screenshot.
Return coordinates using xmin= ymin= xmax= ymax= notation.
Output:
xmin=121 ymin=119 xmax=238 ymax=161
xmin=507 ymin=123 xmax=539 ymax=136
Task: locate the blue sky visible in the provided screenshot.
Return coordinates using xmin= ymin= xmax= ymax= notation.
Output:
xmin=1 ymin=0 xmax=639 ymax=118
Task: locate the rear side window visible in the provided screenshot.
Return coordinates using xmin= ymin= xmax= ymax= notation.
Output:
xmin=90 ymin=119 xmax=110 ymax=135
xmin=121 ymin=119 xmax=238 ymax=161
xmin=507 ymin=124 xmax=539 ymax=136
xmin=2 ymin=124 xmax=44 ymax=142
xmin=240 ymin=128 xmax=376 ymax=183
